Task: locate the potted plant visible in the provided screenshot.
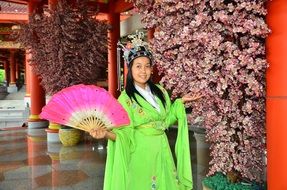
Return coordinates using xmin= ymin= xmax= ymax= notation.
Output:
xmin=16 ymin=0 xmax=109 ymax=146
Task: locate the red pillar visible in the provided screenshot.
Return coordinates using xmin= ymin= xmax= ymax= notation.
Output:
xmin=9 ymin=50 xmax=16 ymax=85
xmin=29 ymin=73 xmax=46 ymax=118
xmin=108 ymin=4 xmax=120 ymax=97
xmin=25 ymin=0 xmax=43 ymax=102
xmin=7 ymin=50 xmax=18 ymax=93
xmin=24 ymin=52 xmax=32 ymax=107
xmin=48 ymin=0 xmax=58 ymax=10
xmin=266 ymin=1 xmax=287 ymax=189
xmin=27 ymin=0 xmax=47 ymax=128
xmin=147 ymin=28 xmax=155 ymax=41
xmin=123 ymin=63 xmax=128 ymax=87
xmin=25 ymin=0 xmax=44 ymax=102
xmin=15 ymin=61 xmax=19 ymax=80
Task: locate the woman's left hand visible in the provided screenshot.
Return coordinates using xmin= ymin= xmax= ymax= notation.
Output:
xmin=181 ymin=92 xmax=203 ymax=104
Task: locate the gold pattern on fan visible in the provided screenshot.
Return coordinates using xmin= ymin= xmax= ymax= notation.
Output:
xmin=77 ymin=116 xmax=106 ymax=132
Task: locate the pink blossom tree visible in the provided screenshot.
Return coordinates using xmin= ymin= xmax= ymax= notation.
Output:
xmin=16 ymin=0 xmax=109 ymax=95
xmin=133 ymin=0 xmax=269 ymax=182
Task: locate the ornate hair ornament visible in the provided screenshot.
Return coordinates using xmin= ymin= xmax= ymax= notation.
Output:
xmin=117 ymin=31 xmax=153 ymax=66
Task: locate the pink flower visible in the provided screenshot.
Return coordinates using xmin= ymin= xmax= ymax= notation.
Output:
xmin=133 ymin=0 xmax=268 ymax=182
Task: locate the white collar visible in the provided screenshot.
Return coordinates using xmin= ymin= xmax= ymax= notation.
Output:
xmin=134 ymin=84 xmax=160 ymax=112
xmin=135 ymin=84 xmax=150 ymax=92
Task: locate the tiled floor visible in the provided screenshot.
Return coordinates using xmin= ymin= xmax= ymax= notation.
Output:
xmin=0 ymin=128 xmax=210 ymax=190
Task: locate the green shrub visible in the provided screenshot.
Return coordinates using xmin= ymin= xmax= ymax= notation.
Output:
xmin=0 ymin=70 xmax=5 ymax=84
xmin=203 ymin=173 xmax=266 ymax=190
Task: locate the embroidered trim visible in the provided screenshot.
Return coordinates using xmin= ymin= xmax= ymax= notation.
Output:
xmin=151 ymin=176 xmax=156 ymax=190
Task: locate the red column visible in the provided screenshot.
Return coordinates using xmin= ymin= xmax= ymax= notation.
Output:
xmin=123 ymin=63 xmax=128 ymax=87
xmin=25 ymin=52 xmax=32 ymax=107
xmin=15 ymin=61 xmax=19 ymax=80
xmin=29 ymin=73 xmax=46 ymax=118
xmin=25 ymin=0 xmax=43 ymax=105
xmin=28 ymin=0 xmax=43 ymax=14
xmin=25 ymin=0 xmax=44 ymax=101
xmin=147 ymin=28 xmax=155 ymax=41
xmin=108 ymin=4 xmax=120 ymax=97
xmin=9 ymin=50 xmax=16 ymax=85
xmin=48 ymin=0 xmax=58 ymax=10
xmin=27 ymin=0 xmax=47 ymax=128
xmin=266 ymin=1 xmax=287 ymax=189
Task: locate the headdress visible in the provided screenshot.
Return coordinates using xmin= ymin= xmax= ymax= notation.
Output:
xmin=117 ymin=31 xmax=153 ymax=66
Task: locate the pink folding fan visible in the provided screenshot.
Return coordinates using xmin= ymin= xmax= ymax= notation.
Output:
xmin=40 ymin=84 xmax=130 ymax=132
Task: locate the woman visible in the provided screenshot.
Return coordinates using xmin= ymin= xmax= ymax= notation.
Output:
xmin=90 ymin=44 xmax=201 ymax=190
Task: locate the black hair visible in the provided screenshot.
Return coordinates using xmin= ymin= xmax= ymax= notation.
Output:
xmin=125 ymin=59 xmax=166 ymax=108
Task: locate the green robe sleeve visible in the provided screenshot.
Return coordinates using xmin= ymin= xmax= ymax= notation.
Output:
xmin=160 ymin=85 xmax=184 ymax=127
xmin=160 ymin=85 xmax=193 ymax=189
xmin=103 ymin=93 xmax=135 ymax=190
xmin=165 ymin=98 xmax=184 ymax=126
xmin=174 ymin=100 xmax=193 ymax=190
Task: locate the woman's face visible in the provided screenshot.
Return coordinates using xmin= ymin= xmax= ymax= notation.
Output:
xmin=131 ymin=56 xmax=152 ymax=89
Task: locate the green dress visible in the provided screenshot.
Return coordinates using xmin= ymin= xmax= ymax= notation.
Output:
xmin=104 ymin=86 xmax=193 ymax=190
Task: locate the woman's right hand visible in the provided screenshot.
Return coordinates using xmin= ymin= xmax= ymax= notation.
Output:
xmin=89 ymin=127 xmax=108 ymax=139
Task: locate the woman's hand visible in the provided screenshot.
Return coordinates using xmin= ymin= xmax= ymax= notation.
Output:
xmin=89 ymin=127 xmax=108 ymax=139
xmin=181 ymin=92 xmax=203 ymax=104
xmin=89 ymin=127 xmax=117 ymax=141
